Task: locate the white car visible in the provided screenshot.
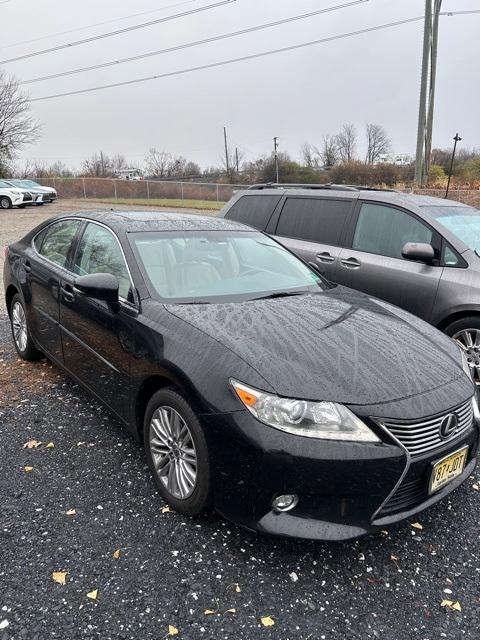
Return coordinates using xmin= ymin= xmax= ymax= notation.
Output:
xmin=8 ymin=179 xmax=57 ymax=202
xmin=0 ymin=180 xmax=32 ymax=209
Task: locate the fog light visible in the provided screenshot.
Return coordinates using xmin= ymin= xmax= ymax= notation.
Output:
xmin=272 ymin=494 xmax=298 ymax=513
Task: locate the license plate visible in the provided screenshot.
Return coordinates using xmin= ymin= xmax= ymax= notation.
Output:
xmin=429 ymin=446 xmax=468 ymax=494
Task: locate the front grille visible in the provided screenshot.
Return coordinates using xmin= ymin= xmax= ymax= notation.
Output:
xmin=377 ymin=477 xmax=426 ymax=516
xmin=379 ymin=399 xmax=473 ymax=456
xmin=42 ymin=194 xmax=50 ymax=201
xmin=21 ymin=191 xmax=33 ymax=201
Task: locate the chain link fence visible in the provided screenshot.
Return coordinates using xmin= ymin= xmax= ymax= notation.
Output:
xmin=32 ymin=177 xmax=480 ymax=209
xmin=34 ymin=177 xmax=243 ymax=203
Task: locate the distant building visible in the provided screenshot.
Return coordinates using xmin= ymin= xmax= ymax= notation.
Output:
xmin=116 ymin=168 xmax=144 ymax=180
xmin=377 ymin=153 xmax=412 ymax=166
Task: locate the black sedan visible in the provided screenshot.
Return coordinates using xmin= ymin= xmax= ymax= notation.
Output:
xmin=3 ymin=211 xmax=479 ymax=541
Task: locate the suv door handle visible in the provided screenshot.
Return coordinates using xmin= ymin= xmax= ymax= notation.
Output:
xmin=61 ymin=284 xmax=75 ymax=303
xmin=340 ymin=257 xmax=361 ymax=269
xmin=316 ymin=252 xmax=335 ymax=263
xmin=23 ymin=260 xmax=32 ymax=273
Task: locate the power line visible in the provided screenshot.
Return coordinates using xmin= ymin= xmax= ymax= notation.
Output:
xmin=0 ymin=0 xmax=197 ymax=51
xmin=30 ymin=11 xmax=480 ymax=102
xmin=19 ymin=1 xmax=369 ymax=85
xmin=0 ymin=0 xmax=237 ymax=65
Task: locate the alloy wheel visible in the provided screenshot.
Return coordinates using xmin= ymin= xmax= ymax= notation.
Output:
xmin=149 ymin=406 xmax=198 ymax=499
xmin=453 ymin=328 xmax=480 ymax=385
xmin=12 ymin=301 xmax=28 ymax=353
xmin=1 ymin=197 xmax=11 ymax=209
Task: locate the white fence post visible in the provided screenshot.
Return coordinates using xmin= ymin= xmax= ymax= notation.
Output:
xmin=181 ymin=182 xmax=184 ymax=200
xmin=216 ymin=184 xmax=219 ymax=202
xmin=82 ymin=178 xmax=87 ymax=199
xmin=146 ymin=180 xmax=150 ymax=200
xmin=113 ymin=180 xmax=117 ymax=199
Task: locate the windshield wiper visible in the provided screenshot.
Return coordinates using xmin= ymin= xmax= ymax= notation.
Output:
xmin=249 ymin=290 xmax=311 ymax=301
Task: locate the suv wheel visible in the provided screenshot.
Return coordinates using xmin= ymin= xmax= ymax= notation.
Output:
xmin=1 ymin=196 xmax=12 ymax=209
xmin=445 ymin=316 xmax=480 ymax=384
xmin=144 ymin=388 xmax=212 ymax=516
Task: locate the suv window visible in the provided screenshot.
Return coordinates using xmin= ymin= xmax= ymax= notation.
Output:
xmin=352 ymin=203 xmax=433 ymax=259
xmin=224 ymin=195 xmax=280 ymax=230
xmin=73 ymin=223 xmax=132 ymax=300
xmin=36 ymin=220 xmax=82 ymax=268
xmin=276 ymin=197 xmax=351 ymax=245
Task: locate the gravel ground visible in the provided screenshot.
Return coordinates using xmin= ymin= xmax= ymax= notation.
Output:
xmin=1 ymin=203 xmax=479 ymax=640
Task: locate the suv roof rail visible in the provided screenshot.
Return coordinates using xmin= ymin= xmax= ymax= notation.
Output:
xmin=246 ymin=183 xmax=399 ymax=193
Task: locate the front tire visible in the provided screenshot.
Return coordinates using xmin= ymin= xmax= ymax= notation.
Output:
xmin=9 ymin=294 xmax=42 ymax=361
xmin=144 ymin=388 xmax=212 ymax=516
xmin=445 ymin=316 xmax=480 ymax=385
xmin=0 ymin=196 xmax=12 ymax=209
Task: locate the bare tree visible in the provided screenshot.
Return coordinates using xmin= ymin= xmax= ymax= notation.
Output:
xmin=320 ymin=135 xmax=339 ymax=168
xmin=336 ymin=124 xmax=357 ymax=163
xmin=301 ymin=142 xmax=322 ymax=168
xmin=0 ymin=70 xmax=41 ymax=175
xmin=365 ymin=123 xmax=391 ymax=164
xmin=144 ymin=149 xmax=172 ymax=178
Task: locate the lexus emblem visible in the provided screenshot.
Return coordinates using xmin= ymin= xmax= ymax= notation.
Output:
xmin=439 ymin=413 xmax=458 ymax=439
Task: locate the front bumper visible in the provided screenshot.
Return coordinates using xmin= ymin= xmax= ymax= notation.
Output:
xmin=202 ymin=406 xmax=479 ymax=541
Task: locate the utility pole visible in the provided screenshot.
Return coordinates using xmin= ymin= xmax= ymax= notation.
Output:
xmin=235 ymin=147 xmax=239 ymax=174
xmin=425 ymin=0 xmax=442 ymax=176
xmin=273 ymin=137 xmax=280 ymax=183
xmin=223 ymin=126 xmax=230 ymax=179
xmin=445 ymin=133 xmax=461 ymax=199
xmin=415 ymin=0 xmax=442 ymax=185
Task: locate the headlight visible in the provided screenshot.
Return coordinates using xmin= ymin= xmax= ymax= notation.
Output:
xmin=231 ymin=380 xmax=380 ymax=442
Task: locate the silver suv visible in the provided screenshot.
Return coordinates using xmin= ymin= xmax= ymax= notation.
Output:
xmin=219 ymin=184 xmax=480 ymax=383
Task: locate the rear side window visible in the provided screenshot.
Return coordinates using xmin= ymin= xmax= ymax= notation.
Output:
xmin=276 ymin=197 xmax=351 ymax=245
xmin=353 ymin=203 xmax=432 ymax=259
xmin=36 ymin=220 xmax=82 ymax=268
xmin=224 ymin=195 xmax=280 ymax=230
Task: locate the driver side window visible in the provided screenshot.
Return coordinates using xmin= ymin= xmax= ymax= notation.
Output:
xmin=352 ymin=203 xmax=433 ymax=259
xmin=73 ymin=223 xmax=132 ymax=300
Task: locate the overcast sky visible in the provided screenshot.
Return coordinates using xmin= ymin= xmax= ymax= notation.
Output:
xmin=2 ymin=0 xmax=480 ymax=170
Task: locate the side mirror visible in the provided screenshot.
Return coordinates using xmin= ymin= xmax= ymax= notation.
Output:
xmin=74 ymin=273 xmax=119 ymax=306
xmin=401 ymin=242 xmax=435 ymax=263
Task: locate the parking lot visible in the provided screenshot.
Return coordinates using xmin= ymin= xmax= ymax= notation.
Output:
xmin=1 ymin=203 xmax=479 ymax=640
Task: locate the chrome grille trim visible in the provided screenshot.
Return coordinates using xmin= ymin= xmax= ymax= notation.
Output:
xmin=378 ymin=399 xmax=473 ymax=456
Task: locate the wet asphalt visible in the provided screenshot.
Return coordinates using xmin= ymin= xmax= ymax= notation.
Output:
xmin=0 ymin=316 xmax=479 ymax=640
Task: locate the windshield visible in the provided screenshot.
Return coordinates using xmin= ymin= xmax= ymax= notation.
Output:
xmin=131 ymin=230 xmax=327 ymax=303
xmin=0 ymin=181 xmax=16 ymax=189
xmin=422 ymin=205 xmax=480 ymax=253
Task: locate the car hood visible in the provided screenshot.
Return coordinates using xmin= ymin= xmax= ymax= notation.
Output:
xmin=167 ymin=287 xmax=466 ymax=406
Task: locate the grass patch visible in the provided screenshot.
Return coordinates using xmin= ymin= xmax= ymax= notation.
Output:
xmin=86 ymin=197 xmax=225 ymax=211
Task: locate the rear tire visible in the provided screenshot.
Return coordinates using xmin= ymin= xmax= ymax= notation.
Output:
xmin=9 ymin=294 xmax=42 ymax=361
xmin=144 ymin=388 xmax=212 ymax=516
xmin=444 ymin=316 xmax=480 ymax=385
xmin=0 ymin=196 xmax=12 ymax=209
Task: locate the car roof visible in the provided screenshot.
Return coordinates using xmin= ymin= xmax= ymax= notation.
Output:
xmin=54 ymin=210 xmax=251 ymax=233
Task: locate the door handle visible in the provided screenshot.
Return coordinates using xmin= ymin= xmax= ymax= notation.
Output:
xmin=61 ymin=285 xmax=75 ymax=303
xmin=23 ymin=260 xmax=31 ymax=273
xmin=316 ymin=252 xmax=335 ymax=263
xmin=340 ymin=257 xmax=361 ymax=269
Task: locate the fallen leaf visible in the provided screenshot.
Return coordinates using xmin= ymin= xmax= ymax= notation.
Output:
xmin=113 ymin=549 xmax=122 ymax=559
xmin=24 ymin=466 xmax=34 ymax=473
xmin=66 ymin=509 xmax=76 ymax=516
xmin=87 ymin=590 xmax=98 ymax=600
xmin=204 ymin=609 xmax=216 ymax=615
xmin=261 ymin=616 xmax=275 ymax=627
xmin=472 ymin=484 xmax=479 ymax=491
xmin=23 ymin=439 xmax=42 ymax=449
xmin=168 ymin=625 xmax=179 ymax=636
xmin=161 ymin=506 xmax=171 ymax=514
xmin=390 ymin=554 xmax=399 ymax=561
xmin=411 ymin=522 xmax=423 ymax=530
xmin=52 ymin=571 xmax=67 ymax=585
xmin=441 ymin=599 xmax=462 ymax=612
xmin=45 ymin=442 xmax=55 ymax=449
xmin=235 ymin=584 xmax=241 ymax=593
xmin=225 ymin=608 xmax=236 ymax=614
